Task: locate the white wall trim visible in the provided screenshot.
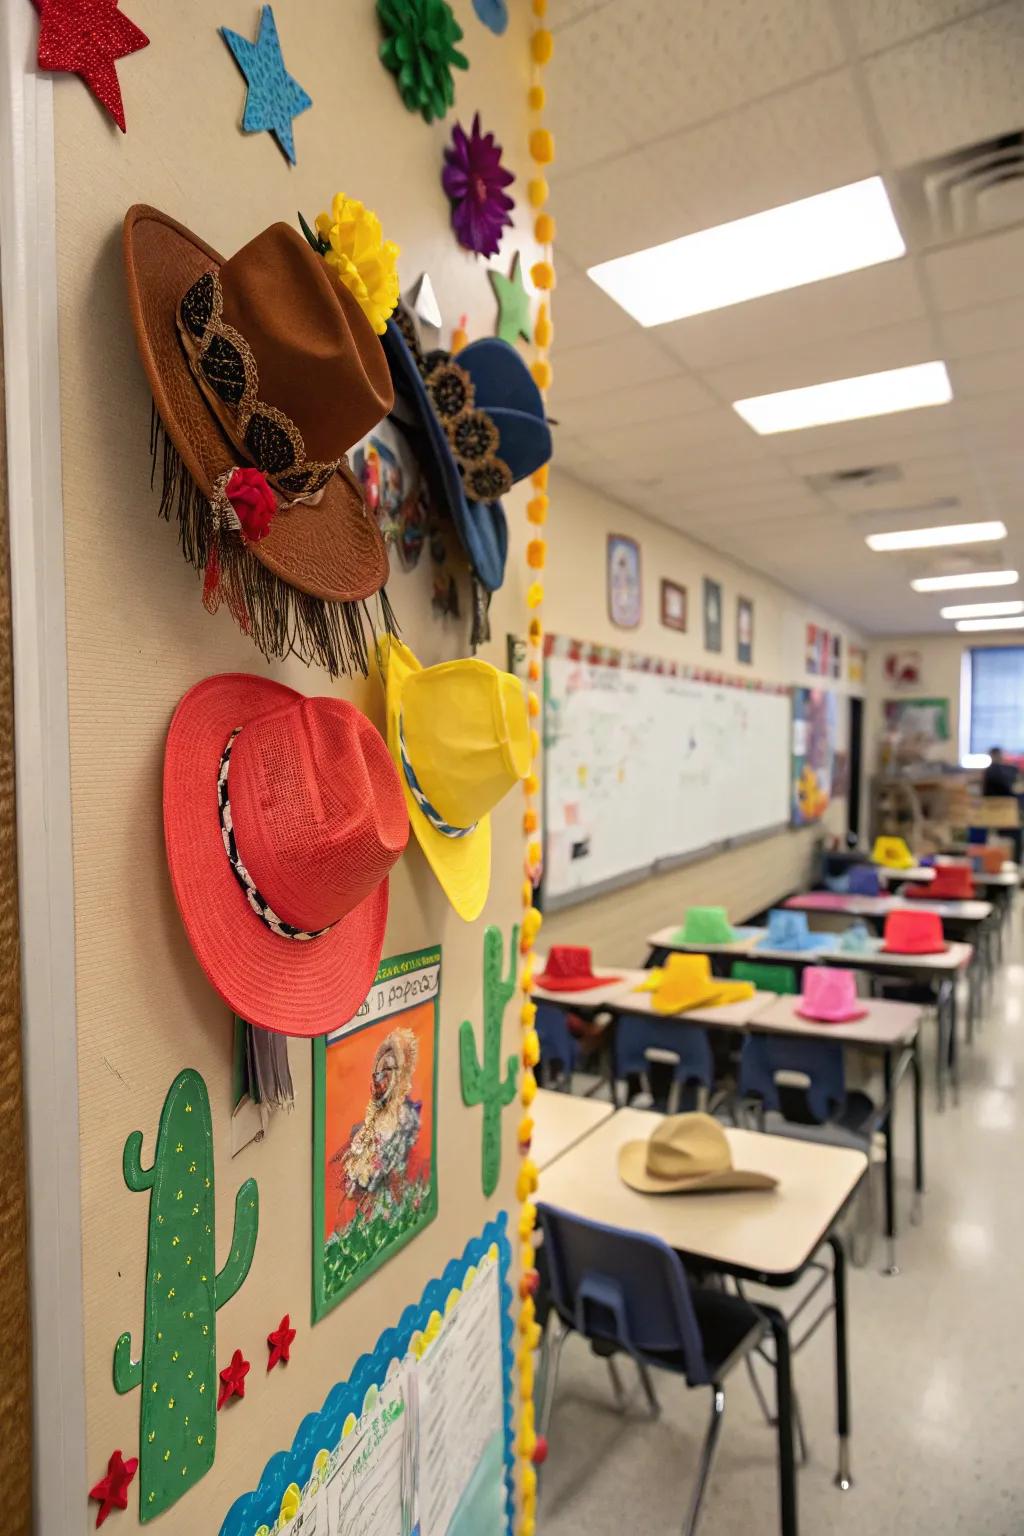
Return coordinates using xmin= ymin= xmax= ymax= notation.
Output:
xmin=0 ymin=9 xmax=86 ymax=1532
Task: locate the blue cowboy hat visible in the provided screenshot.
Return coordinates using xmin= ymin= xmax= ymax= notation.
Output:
xmin=760 ymin=909 xmax=835 ymax=954
xmin=381 ymin=317 xmax=552 ymax=593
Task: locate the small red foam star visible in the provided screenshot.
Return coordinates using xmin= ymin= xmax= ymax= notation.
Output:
xmin=267 ymin=1313 xmax=296 ymax=1372
xmin=217 ymin=1347 xmax=250 ymax=1410
xmin=89 ymin=1449 xmax=138 ymax=1527
xmin=34 ymin=0 xmax=150 ymax=133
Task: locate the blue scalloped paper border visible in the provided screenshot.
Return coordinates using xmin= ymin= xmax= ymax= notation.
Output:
xmin=219 ymin=1213 xmax=515 ymax=1535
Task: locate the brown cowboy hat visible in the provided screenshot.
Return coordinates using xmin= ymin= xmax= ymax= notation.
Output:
xmin=123 ymin=205 xmax=396 ymax=674
xmin=618 ymin=1113 xmax=778 ymax=1195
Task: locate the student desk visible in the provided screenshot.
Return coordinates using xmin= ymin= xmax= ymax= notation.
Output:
xmin=533 ymin=1087 xmax=615 ymax=1171
xmin=540 ymin=1109 xmax=867 ymax=1536
xmin=876 ymin=864 xmax=934 ymax=884
xmin=531 ymin=962 xmax=647 ymax=1098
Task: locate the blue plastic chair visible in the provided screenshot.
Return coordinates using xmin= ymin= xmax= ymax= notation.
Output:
xmin=738 ymin=1035 xmax=877 ymax=1147
xmin=613 ymin=1013 xmax=713 ymax=1112
xmin=535 ymin=1002 xmax=579 ymax=1088
xmin=536 ymin=1204 xmax=765 ymax=1536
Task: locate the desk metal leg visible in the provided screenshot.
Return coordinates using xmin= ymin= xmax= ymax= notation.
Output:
xmin=827 ymin=1234 xmax=852 ymax=1491
xmin=935 ymin=982 xmax=948 ymax=1113
xmin=912 ymin=1032 xmax=925 ymax=1224
xmin=763 ymin=1308 xmax=798 ymax=1536
xmin=949 ymin=978 xmax=961 ymax=1106
xmin=882 ymin=1052 xmax=898 ymax=1276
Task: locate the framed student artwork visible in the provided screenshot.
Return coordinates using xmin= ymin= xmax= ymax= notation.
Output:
xmin=660 ymin=579 xmax=687 ymax=633
xmin=736 ymin=596 xmax=754 ymax=665
xmin=312 ymin=946 xmax=441 ymax=1322
xmin=607 ymin=534 xmax=642 ymax=628
xmin=703 ymin=577 xmax=722 ymax=653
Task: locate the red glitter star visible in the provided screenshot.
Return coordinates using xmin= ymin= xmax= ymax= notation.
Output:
xmin=217 ymin=1347 xmax=250 ymax=1410
xmin=266 ymin=1313 xmax=296 ymax=1372
xmin=88 ymin=1449 xmax=138 ymax=1528
xmin=34 ymin=0 xmax=150 ymax=133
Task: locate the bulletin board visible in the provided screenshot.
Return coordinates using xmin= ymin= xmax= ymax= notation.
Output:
xmin=45 ymin=2 xmax=537 ymax=1530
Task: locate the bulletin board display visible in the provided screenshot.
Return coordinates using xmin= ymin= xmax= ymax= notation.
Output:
xmin=543 ymin=635 xmax=791 ymax=903
xmin=791 ymin=687 xmax=840 ymax=825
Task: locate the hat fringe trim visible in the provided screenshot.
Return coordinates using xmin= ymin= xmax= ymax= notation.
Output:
xmin=150 ymin=406 xmax=397 ymax=678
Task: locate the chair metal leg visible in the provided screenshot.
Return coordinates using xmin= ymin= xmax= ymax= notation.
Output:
xmin=637 ymin=1359 xmax=661 ymax=1419
xmin=538 ymin=1318 xmax=569 ymax=1441
xmin=682 ymin=1386 xmax=725 ymax=1536
xmin=606 ymin=1356 xmax=626 ymax=1412
xmin=743 ymin=1352 xmax=775 ymax=1427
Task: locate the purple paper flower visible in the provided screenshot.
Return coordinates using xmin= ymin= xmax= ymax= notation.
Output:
xmin=442 ymin=113 xmax=515 ymax=258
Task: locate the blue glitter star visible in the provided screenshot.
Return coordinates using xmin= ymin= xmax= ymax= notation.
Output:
xmin=220 ymin=5 xmax=311 ymax=167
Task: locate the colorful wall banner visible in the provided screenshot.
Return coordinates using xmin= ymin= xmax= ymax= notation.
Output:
xmin=791 ymin=686 xmax=839 ymax=825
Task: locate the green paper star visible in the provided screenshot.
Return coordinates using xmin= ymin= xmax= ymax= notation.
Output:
xmin=489 ymin=252 xmax=532 ymax=346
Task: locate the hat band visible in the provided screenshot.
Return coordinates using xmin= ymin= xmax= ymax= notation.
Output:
xmin=398 ymin=717 xmax=477 ymax=841
xmin=218 ymin=728 xmax=335 ymax=942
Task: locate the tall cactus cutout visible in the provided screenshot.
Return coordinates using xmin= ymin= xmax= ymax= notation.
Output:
xmin=113 ymin=1068 xmax=259 ymax=1522
xmin=460 ymin=925 xmax=519 ymax=1197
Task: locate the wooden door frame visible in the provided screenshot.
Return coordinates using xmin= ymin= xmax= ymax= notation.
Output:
xmin=0 ymin=7 xmax=86 ymax=1531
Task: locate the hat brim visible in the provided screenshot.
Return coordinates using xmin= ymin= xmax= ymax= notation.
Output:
xmin=795 ymin=1003 xmax=869 ymax=1024
xmin=881 ymin=941 xmax=949 ymax=954
xmin=617 ymin=1142 xmax=778 ymax=1194
xmin=123 ymin=205 xmax=389 ymax=604
xmin=381 ymin=319 xmax=508 ymax=592
xmin=382 ymin=639 xmax=491 ymax=923
xmin=534 ymin=972 xmax=621 ymax=992
xmin=163 ymin=674 xmax=389 ymax=1037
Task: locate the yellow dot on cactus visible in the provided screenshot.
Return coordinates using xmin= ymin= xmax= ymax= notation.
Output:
xmin=167 ymin=1288 xmax=175 ymax=1299
xmin=163 ymin=1450 xmax=171 ymax=1463
xmin=156 ymin=1331 xmax=163 ymax=1340
xmin=527 ymin=176 xmax=549 ymax=208
xmin=171 ymin=1235 xmax=180 ymax=1247
xmin=205 ymin=1179 xmax=211 ymax=1189
xmin=197 ymin=1435 xmax=204 ymax=1446
xmin=531 ymin=358 xmax=553 ymax=390
xmin=148 ymin=1494 xmax=155 ymax=1505
xmin=527 ymin=580 xmax=544 ymax=608
xmin=151 ymin=1383 xmax=158 ymax=1393
xmin=527 ymin=538 xmax=546 ymax=569
xmin=202 ymin=1325 xmax=209 ymax=1336
xmin=531 ymin=28 xmax=554 ymax=63
xmin=187 ymin=1370 xmax=194 ymax=1380
xmin=188 ymin=1161 xmax=196 ymax=1173
xmin=175 ymin=1190 xmax=183 ymax=1200
xmin=528 ymin=494 xmax=548 ymax=525
xmin=168 ymin=1397 xmax=175 ymax=1409
xmin=184 ymin=1103 xmax=192 ymax=1113
xmin=183 ymin=1415 xmax=189 ymax=1427
xmin=199 ymin=1383 xmax=206 ymax=1394
xmin=171 ymin=1350 xmax=179 ymax=1362
xmin=182 ymin=1467 xmax=187 ymax=1477
xmin=155 ymin=1271 xmax=162 ymax=1282
xmin=535 ymin=212 xmax=556 ymax=245
xmin=175 ymin=1142 xmax=183 ymax=1153
xmin=148 ymin=1432 xmax=155 ymax=1444
xmin=186 ymin=1255 xmax=192 ymax=1265
xmin=200 ymin=1274 xmax=207 ymax=1284
xmin=192 ymin=1204 xmax=199 ymax=1216
xmin=157 ymin=1215 xmax=164 ymax=1225
xmin=531 ymin=260 xmax=556 ymax=291
xmin=528 ymin=83 xmax=545 ymax=111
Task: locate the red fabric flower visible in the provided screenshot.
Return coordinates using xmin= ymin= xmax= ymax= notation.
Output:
xmin=217 ymin=1348 xmax=250 ymax=1409
xmin=267 ymin=1314 xmax=296 ymax=1372
xmin=225 ymin=468 xmax=277 ymax=541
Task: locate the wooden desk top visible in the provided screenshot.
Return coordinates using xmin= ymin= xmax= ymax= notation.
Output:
xmin=531 ymin=958 xmax=647 ymax=1007
xmin=820 ymin=940 xmax=974 ymax=975
xmin=533 ymin=1089 xmax=615 ymax=1171
xmin=877 ymin=865 xmax=934 ymax=883
xmin=539 ymin=1108 xmax=867 ymax=1282
xmin=647 ymin=926 xmax=759 ymax=957
xmin=612 ymin=986 xmax=773 ymax=1029
xmin=750 ymin=993 xmax=920 ymax=1049
xmin=786 ymin=892 xmax=993 ymax=922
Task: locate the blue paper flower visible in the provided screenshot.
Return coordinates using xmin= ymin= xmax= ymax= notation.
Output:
xmin=473 ymin=0 xmax=508 ymax=36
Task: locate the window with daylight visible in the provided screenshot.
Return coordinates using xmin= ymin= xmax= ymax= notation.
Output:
xmin=965 ymin=647 xmax=1024 ymax=761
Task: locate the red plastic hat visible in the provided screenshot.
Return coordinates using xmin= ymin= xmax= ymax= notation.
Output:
xmin=906 ymin=864 xmax=974 ymax=900
xmin=796 ymin=966 xmax=868 ymax=1024
xmin=534 ymin=945 xmax=620 ymax=992
xmin=881 ymin=910 xmax=947 ymax=955
xmin=164 ymin=674 xmax=409 ymax=1036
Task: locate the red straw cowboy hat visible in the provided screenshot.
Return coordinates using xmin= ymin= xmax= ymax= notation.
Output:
xmin=533 ymin=946 xmax=621 ymax=992
xmin=881 ymin=910 xmax=947 ymax=955
xmin=906 ymin=864 xmax=975 ymax=900
xmin=164 ymin=674 xmax=409 ymax=1036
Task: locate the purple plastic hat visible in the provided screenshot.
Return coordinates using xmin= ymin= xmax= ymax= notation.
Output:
xmin=796 ymin=967 xmax=868 ymax=1024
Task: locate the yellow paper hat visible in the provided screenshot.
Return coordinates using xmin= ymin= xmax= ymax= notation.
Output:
xmin=872 ymin=835 xmax=915 ymax=870
xmin=381 ymin=637 xmax=530 ymax=921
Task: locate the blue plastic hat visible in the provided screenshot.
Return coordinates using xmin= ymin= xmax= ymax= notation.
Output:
xmin=761 ymin=909 xmax=834 ymax=953
xmin=381 ymin=316 xmax=552 ymax=592
xmin=848 ymin=865 xmax=881 ymax=896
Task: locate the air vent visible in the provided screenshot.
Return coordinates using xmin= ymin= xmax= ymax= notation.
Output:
xmin=806 ymin=464 xmax=903 ymax=494
xmin=895 ymin=132 xmax=1024 ymax=248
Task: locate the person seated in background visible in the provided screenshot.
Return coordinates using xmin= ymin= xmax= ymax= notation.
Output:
xmin=983 ymin=747 xmax=1019 ymax=797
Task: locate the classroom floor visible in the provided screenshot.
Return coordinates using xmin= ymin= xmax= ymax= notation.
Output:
xmin=538 ymin=915 xmax=1024 ymax=1535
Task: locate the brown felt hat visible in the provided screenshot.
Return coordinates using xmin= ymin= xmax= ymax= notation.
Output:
xmin=123 ymin=205 xmax=396 ymax=674
xmin=618 ymin=1113 xmax=778 ymax=1195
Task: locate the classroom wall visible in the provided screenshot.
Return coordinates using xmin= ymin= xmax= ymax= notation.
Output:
xmin=52 ymin=4 xmax=537 ymax=1529
xmin=539 ymin=471 xmax=861 ymax=962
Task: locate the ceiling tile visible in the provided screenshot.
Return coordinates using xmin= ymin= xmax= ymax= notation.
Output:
xmin=847 ymin=0 xmax=1001 ymax=54
xmin=939 ymin=297 xmax=1024 ymax=357
xmin=926 ymin=225 xmax=1024 ymax=310
xmin=862 ymin=1 xmax=1024 ymax=166
xmin=700 ymin=319 xmax=937 ymax=402
xmin=554 ymin=372 xmax=717 ymax=436
xmin=949 ymin=348 xmax=1024 ymax=396
xmin=658 ymin=261 xmax=927 ymax=372
xmin=548 ymin=330 xmax=679 ymax=406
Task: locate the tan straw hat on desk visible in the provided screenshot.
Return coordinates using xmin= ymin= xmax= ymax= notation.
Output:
xmin=618 ymin=1113 xmax=778 ymax=1195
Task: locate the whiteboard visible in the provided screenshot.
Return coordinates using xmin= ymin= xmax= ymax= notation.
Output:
xmin=543 ymin=639 xmax=791 ymax=903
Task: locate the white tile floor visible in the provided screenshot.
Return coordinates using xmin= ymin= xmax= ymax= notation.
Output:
xmin=538 ymin=920 xmax=1024 ymax=1535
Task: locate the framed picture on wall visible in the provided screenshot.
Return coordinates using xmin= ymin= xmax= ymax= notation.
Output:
xmin=703 ymin=577 xmax=722 ymax=653
xmin=831 ymin=634 xmax=842 ymax=679
xmin=660 ymin=579 xmax=687 ymax=632
xmin=737 ymin=596 xmax=754 ymax=665
xmin=607 ymin=534 xmax=642 ymax=628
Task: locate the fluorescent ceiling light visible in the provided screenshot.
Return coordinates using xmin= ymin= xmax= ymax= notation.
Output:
xmin=955 ymin=616 xmax=1024 ymax=632
xmin=867 ymin=520 xmax=1007 ymax=552
xmin=735 ymin=361 xmax=952 ymax=435
xmin=912 ymin=569 xmax=1018 ymax=592
xmin=587 ymin=176 xmax=905 ymax=327
xmin=940 ymin=600 xmax=1024 ymax=619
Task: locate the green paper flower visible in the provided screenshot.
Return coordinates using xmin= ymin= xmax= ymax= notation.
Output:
xmin=377 ymin=0 xmax=469 ymax=124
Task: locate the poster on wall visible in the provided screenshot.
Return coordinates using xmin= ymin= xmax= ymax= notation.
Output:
xmin=791 ymin=686 xmax=838 ymax=825
xmin=607 ymin=534 xmax=642 ymax=628
xmin=884 ymin=649 xmax=922 ymax=689
xmin=831 ymin=633 xmax=842 ymax=679
xmin=848 ymin=644 xmax=866 ymax=686
xmin=883 ymin=697 xmax=951 ymax=752
xmin=703 ymin=577 xmax=722 ymax=653
xmin=312 ymin=946 xmax=440 ymax=1322
xmin=220 ymin=1218 xmax=514 ymax=1536
xmin=736 ymin=596 xmax=753 ymax=665
xmin=660 ymin=579 xmax=687 ymax=633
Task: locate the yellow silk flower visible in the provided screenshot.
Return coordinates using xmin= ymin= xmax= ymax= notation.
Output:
xmin=315 ymin=194 xmax=400 ymax=335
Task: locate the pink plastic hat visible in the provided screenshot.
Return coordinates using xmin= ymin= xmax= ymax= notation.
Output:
xmin=796 ymin=967 xmax=868 ymax=1024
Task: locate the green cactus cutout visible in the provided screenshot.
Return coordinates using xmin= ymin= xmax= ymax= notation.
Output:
xmin=113 ymin=1068 xmax=259 ymax=1522
xmin=460 ymin=925 xmax=519 ymax=1198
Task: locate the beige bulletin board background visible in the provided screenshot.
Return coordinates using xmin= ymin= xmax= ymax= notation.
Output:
xmin=52 ymin=3 xmax=537 ymax=1529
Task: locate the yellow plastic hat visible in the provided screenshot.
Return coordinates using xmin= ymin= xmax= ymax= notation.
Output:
xmin=635 ymin=954 xmax=754 ymax=1015
xmin=381 ymin=637 xmax=530 ymax=921
xmin=872 ymin=835 xmax=915 ymax=870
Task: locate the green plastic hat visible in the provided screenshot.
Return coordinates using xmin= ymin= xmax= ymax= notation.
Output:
xmin=673 ymin=906 xmax=738 ymax=945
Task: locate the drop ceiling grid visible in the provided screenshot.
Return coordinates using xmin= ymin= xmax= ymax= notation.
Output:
xmin=545 ymin=0 xmax=1024 ymax=633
